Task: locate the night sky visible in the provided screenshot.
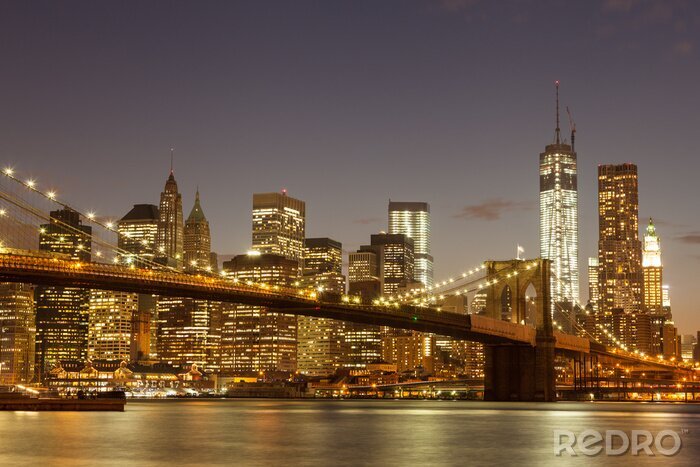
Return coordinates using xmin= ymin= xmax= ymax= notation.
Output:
xmin=1 ymin=1 xmax=699 ymax=332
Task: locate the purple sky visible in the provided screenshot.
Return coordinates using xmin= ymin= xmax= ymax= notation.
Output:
xmin=1 ymin=1 xmax=699 ymax=333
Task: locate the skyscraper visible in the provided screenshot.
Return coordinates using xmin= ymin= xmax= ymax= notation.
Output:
xmin=642 ymin=218 xmax=663 ymax=314
xmin=88 ymin=290 xmax=136 ymax=361
xmin=597 ymin=163 xmax=643 ymax=315
xmin=156 ymin=169 xmax=184 ymax=269
xmin=220 ymin=253 xmax=299 ymax=374
xmin=252 ymin=191 xmax=305 ymax=265
xmin=388 ymin=202 xmax=433 ymax=287
xmin=158 ymin=190 xmax=221 ymax=372
xmin=118 ymin=204 xmax=159 ymax=361
xmin=641 ymin=219 xmax=677 ymax=358
xmin=35 ymin=208 xmax=91 ymax=379
xmin=587 ymin=257 xmax=599 ymax=313
xmin=0 ymin=283 xmax=35 ymax=384
xmin=539 ymin=82 xmax=579 ymax=306
xmin=301 ymin=238 xmax=345 ymax=294
xmin=157 ymin=298 xmax=221 ymax=372
xmin=597 ymin=163 xmax=646 ymax=352
xmin=346 ymin=249 xmax=382 ymax=368
xmin=221 ymin=191 xmax=306 ymax=375
xmin=368 ymin=233 xmax=414 ymax=296
xmin=184 ymin=190 xmax=213 ymax=272
xmin=297 ymin=238 xmax=345 ymax=376
xmin=118 ymin=204 xmax=159 ymax=266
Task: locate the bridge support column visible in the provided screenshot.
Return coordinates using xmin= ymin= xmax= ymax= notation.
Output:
xmin=483 ymin=258 xmax=556 ymax=402
xmin=484 ymin=334 xmax=555 ymax=402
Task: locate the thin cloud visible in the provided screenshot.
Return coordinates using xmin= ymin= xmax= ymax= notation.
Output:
xmin=672 ymin=40 xmax=694 ymax=56
xmin=453 ymin=198 xmax=532 ymax=221
xmin=676 ymin=233 xmax=700 ymax=244
xmin=352 ymin=217 xmax=382 ymax=225
xmin=651 ymin=218 xmax=691 ymax=230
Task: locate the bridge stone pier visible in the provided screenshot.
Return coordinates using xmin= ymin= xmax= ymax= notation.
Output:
xmin=483 ymin=259 xmax=556 ymax=402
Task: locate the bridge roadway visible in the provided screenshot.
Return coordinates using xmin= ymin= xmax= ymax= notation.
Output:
xmin=0 ymin=251 xmax=542 ymax=345
xmin=0 ymin=251 xmax=665 ymax=367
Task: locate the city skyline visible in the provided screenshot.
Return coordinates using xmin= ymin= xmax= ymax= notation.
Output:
xmin=1 ymin=1 xmax=699 ymax=336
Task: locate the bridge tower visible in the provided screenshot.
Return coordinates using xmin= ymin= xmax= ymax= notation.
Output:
xmin=483 ymin=259 xmax=556 ymax=402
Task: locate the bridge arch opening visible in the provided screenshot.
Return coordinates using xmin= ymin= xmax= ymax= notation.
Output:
xmin=500 ymin=285 xmax=512 ymax=322
xmin=523 ymin=283 xmax=537 ymax=327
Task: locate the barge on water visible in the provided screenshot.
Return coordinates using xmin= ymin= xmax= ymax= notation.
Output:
xmin=0 ymin=391 xmax=126 ymax=412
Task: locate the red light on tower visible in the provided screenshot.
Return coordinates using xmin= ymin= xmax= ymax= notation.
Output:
xmin=281 ymin=188 xmax=287 ymax=196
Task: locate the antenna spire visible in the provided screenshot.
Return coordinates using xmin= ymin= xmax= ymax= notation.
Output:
xmin=566 ymin=106 xmax=576 ymax=152
xmin=170 ymin=148 xmax=174 ymax=175
xmin=555 ymin=80 xmax=561 ymax=144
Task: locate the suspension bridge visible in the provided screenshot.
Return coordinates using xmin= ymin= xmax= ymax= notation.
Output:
xmin=0 ymin=166 xmax=694 ymax=401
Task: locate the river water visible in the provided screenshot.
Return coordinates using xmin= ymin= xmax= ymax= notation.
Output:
xmin=1 ymin=400 xmax=699 ymax=466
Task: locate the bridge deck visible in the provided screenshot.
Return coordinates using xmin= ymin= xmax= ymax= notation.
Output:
xmin=0 ymin=251 xmax=686 ymax=370
xmin=0 ymin=252 xmax=531 ymax=344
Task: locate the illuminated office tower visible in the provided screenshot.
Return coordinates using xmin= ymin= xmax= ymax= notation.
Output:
xmin=588 ymin=258 xmax=599 ymax=312
xmin=34 ymin=208 xmax=91 ymax=379
xmin=118 ymin=204 xmax=159 ymax=361
xmin=158 ymin=190 xmax=222 ymax=372
xmin=659 ymin=285 xmax=677 ymax=358
xmin=680 ymin=335 xmax=697 ymax=361
xmin=184 ymin=190 xmax=213 ymax=272
xmin=642 ymin=218 xmax=663 ymax=314
xmin=348 ymin=250 xmax=382 ymax=298
xmin=381 ymin=332 xmax=436 ymax=373
xmin=252 ymin=191 xmax=305 ymax=265
xmin=220 ymin=253 xmax=299 ymax=374
xmin=368 ymin=233 xmax=414 ymax=296
xmin=157 ymin=297 xmax=220 ymax=372
xmin=0 ymin=283 xmax=35 ymax=384
xmin=156 ymin=168 xmax=184 ymax=268
xmin=598 ymin=163 xmax=646 ymax=352
xmin=118 ymin=204 xmax=159 ymax=266
xmin=365 ymin=233 xmax=418 ymax=370
xmin=389 ymin=202 xmax=433 ymax=287
xmin=642 ymin=218 xmax=666 ymax=358
xmin=539 ymin=82 xmax=579 ymax=306
xmin=298 ymin=238 xmax=345 ymax=376
xmin=88 ymin=290 xmax=137 ymax=361
xmin=345 ymin=249 xmax=382 ymax=368
xmin=301 ymin=238 xmax=345 ymax=293
xmin=662 ymin=285 xmax=671 ymax=312
xmin=597 ymin=164 xmax=643 ymax=315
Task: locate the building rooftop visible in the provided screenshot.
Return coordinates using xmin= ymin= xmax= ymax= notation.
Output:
xmin=120 ymin=204 xmax=159 ymax=222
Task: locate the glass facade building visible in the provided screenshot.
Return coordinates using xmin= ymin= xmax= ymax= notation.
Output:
xmin=539 ymin=139 xmax=579 ymax=305
xmin=88 ymin=289 xmax=137 ymax=361
xmin=367 ymin=233 xmax=414 ymax=297
xmin=298 ymin=238 xmax=345 ymax=376
xmin=0 ymin=282 xmax=35 ymax=384
xmin=220 ymin=253 xmax=299 ymax=374
xmin=252 ymin=191 xmax=305 ymax=265
xmin=118 ymin=204 xmax=159 ymax=361
xmin=388 ymin=202 xmax=433 ymax=287
xmin=35 ymin=208 xmax=92 ymax=380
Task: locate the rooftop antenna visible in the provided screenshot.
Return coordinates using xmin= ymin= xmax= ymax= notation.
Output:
xmin=170 ymin=148 xmax=174 ymax=174
xmin=555 ymin=80 xmax=561 ymax=144
xmin=566 ymin=106 xmax=576 ymax=152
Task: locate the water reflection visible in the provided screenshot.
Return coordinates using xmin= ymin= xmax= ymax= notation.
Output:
xmin=0 ymin=400 xmax=698 ymax=466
